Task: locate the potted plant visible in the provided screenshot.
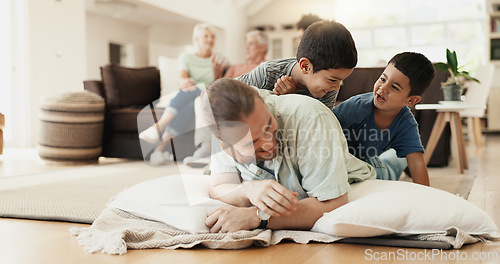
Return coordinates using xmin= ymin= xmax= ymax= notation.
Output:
xmin=434 ymin=49 xmax=480 ymax=101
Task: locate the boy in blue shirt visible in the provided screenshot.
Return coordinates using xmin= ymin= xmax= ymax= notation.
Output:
xmin=332 ymin=52 xmax=435 ymax=186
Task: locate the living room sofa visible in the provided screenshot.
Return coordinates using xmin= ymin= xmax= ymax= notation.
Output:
xmin=85 ymin=64 xmax=450 ymax=166
xmin=337 ymin=67 xmax=451 ymax=167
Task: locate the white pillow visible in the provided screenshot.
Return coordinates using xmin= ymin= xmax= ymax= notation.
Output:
xmin=158 ymin=56 xmax=180 ymax=97
xmin=311 ymin=180 xmax=500 ymax=238
xmin=109 ymin=176 xmax=499 ymax=238
xmin=108 ymin=174 xmax=226 ymax=234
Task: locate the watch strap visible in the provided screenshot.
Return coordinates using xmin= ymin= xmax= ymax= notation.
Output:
xmin=258 ymin=219 xmax=268 ymax=229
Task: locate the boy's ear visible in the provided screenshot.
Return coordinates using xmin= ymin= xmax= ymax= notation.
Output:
xmin=298 ymin=58 xmax=313 ymax=74
xmin=406 ymin=95 xmax=421 ymax=107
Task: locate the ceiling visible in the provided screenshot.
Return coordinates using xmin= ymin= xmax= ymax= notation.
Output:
xmin=85 ymin=0 xmax=199 ymax=26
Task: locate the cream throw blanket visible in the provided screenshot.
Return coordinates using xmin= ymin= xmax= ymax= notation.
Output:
xmin=70 ymin=208 xmax=492 ymax=255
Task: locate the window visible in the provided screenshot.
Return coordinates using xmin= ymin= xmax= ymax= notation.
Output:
xmin=271 ymin=38 xmax=283 ymax=59
xmin=333 ymin=0 xmax=486 ymax=70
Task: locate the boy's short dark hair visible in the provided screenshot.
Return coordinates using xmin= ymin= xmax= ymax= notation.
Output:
xmin=297 ymin=20 xmax=357 ymax=71
xmin=388 ymin=52 xmax=436 ymax=96
xmin=297 ymin=14 xmax=322 ymax=31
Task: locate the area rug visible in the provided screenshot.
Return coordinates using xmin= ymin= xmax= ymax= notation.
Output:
xmin=0 ymin=158 xmax=475 ymax=224
xmin=0 ymin=161 xmax=201 ymax=223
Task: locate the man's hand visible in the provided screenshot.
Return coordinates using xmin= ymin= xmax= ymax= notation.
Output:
xmin=205 ymin=206 xmax=260 ymax=233
xmin=212 ymin=55 xmax=228 ymax=80
xmin=273 ymin=76 xmax=297 ymax=95
xmin=242 ymin=179 xmax=298 ymax=217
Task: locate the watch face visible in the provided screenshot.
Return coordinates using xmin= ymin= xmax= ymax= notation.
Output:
xmin=258 ymin=209 xmax=271 ymax=220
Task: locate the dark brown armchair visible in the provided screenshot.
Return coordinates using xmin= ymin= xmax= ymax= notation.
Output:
xmin=84 ymin=64 xmax=195 ymax=160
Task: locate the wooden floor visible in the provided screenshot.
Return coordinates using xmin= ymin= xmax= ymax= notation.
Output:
xmin=1 ymin=135 xmax=500 ymax=264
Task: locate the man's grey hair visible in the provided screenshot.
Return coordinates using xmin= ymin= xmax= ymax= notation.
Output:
xmin=200 ymin=79 xmax=259 ymax=139
xmin=246 ymin=30 xmax=269 ymax=46
xmin=192 ymin=23 xmax=217 ymax=51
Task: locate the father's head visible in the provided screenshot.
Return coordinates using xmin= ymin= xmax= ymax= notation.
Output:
xmin=201 ymin=78 xmax=278 ymax=162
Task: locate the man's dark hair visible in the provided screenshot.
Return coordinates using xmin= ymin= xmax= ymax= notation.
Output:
xmin=297 ymin=20 xmax=357 ymax=71
xmin=297 ymin=14 xmax=322 ymax=31
xmin=388 ymin=52 xmax=436 ymax=96
xmin=202 ymin=78 xmax=259 ymax=138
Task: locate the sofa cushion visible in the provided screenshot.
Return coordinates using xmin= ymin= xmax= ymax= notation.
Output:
xmin=101 ymin=64 xmax=161 ymax=109
xmin=337 ymin=67 xmax=383 ymax=102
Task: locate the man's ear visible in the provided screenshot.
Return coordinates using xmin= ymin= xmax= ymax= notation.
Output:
xmin=406 ymin=95 xmax=421 ymax=107
xmin=261 ymin=44 xmax=268 ymax=54
xmin=298 ymin=58 xmax=313 ymax=74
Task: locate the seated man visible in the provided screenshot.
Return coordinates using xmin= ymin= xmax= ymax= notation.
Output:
xmin=223 ymin=30 xmax=268 ymax=78
xmin=201 ymin=78 xmax=375 ymax=233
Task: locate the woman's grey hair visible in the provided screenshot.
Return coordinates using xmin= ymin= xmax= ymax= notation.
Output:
xmin=192 ymin=23 xmax=217 ymax=51
xmin=246 ymin=30 xmax=269 ymax=46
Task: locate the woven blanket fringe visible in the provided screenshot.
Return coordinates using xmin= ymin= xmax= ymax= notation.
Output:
xmin=69 ymin=227 xmax=127 ymax=255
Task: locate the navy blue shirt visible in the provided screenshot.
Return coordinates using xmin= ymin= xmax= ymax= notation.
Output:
xmin=332 ymin=92 xmax=424 ymax=161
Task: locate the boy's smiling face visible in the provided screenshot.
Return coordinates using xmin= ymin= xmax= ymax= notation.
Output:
xmin=373 ymin=63 xmax=420 ymax=113
xmin=299 ymin=58 xmax=353 ymax=98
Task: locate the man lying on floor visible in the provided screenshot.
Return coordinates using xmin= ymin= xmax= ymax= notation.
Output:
xmin=201 ymin=78 xmax=376 ymax=233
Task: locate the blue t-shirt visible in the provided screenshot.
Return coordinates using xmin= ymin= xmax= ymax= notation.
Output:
xmin=332 ymin=92 xmax=424 ymax=161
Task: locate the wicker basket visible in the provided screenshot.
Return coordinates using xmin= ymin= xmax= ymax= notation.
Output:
xmin=38 ymin=91 xmax=105 ymax=164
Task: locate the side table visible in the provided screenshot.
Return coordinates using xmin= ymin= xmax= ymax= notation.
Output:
xmin=415 ymin=103 xmax=485 ymax=174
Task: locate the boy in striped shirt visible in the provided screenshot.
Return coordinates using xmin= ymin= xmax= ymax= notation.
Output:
xmin=236 ymin=20 xmax=357 ymax=110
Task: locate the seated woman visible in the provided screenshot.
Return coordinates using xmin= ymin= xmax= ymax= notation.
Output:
xmin=182 ymin=30 xmax=269 ymax=165
xmin=139 ymin=23 xmax=227 ymax=165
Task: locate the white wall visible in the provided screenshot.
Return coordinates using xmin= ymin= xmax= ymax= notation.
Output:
xmin=26 ymin=0 xmax=86 ymax=147
xmin=222 ymin=4 xmax=248 ymax=65
xmin=86 ymin=12 xmax=149 ymax=80
xmin=142 ymin=0 xmax=248 ymax=64
xmin=249 ymin=0 xmax=334 ymax=29
xmin=148 ymin=22 xmax=198 ymax=64
xmin=140 ymin=0 xmax=232 ymax=29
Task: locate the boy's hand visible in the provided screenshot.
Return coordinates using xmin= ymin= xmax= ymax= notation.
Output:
xmin=273 ymin=76 xmax=297 ymax=95
xmin=242 ymin=179 xmax=298 ymax=217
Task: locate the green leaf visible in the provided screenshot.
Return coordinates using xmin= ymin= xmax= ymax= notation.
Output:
xmin=458 ymin=72 xmax=480 ymax=83
xmin=446 ymin=49 xmax=458 ymax=74
xmin=434 ymin=62 xmax=450 ymax=72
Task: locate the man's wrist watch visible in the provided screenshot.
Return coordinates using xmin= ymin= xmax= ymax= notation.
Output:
xmin=257 ymin=209 xmax=271 ymax=229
